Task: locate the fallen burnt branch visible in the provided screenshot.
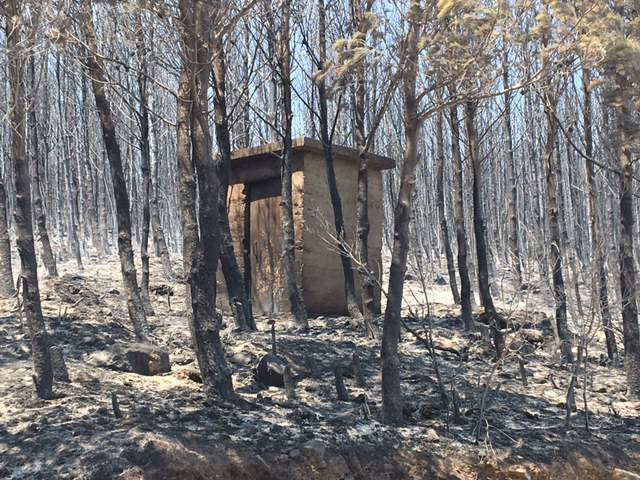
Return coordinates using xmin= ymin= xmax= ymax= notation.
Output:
xmin=401 ymin=318 xmax=468 ymax=358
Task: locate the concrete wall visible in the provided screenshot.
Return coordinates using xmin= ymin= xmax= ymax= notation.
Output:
xmin=301 ymin=152 xmax=383 ymax=315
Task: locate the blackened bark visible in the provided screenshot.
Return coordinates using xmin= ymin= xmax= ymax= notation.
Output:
xmin=242 ymin=184 xmax=252 ymax=307
xmin=0 ymin=181 xmax=14 ymax=297
xmin=55 ymin=57 xmax=83 ymax=271
xmin=28 ymin=58 xmax=57 ymax=278
xmin=211 ymin=33 xmax=255 ymax=331
xmin=6 ymin=1 xmax=54 ymax=399
xmin=557 ymin=141 xmax=583 ymax=318
xmin=148 ymin=97 xmax=174 ymax=280
xmin=139 ymin=109 xmax=154 ymax=317
xmin=177 ymin=0 xmax=235 ymax=400
xmin=135 ymin=16 xmax=155 ymax=317
xmin=524 ymin=87 xmax=548 ymax=282
xmin=334 ymin=366 xmax=350 ymax=401
xmin=615 ymin=75 xmax=640 ymax=398
xmin=68 ymin=152 xmax=83 ymax=271
xmin=318 ymin=0 xmax=364 ymax=326
xmin=81 ymin=74 xmax=105 ymax=259
xmin=583 ymin=68 xmax=617 ymax=363
xmin=97 ymin=165 xmax=111 ymax=256
xmin=354 ymin=103 xmax=377 ymax=325
xmin=465 ymin=101 xmax=505 ymax=356
xmin=278 ymin=0 xmax=308 ymax=328
xmin=450 ymin=104 xmax=474 ymax=330
xmin=542 ymin=89 xmax=573 ymax=364
xmin=435 ymin=109 xmax=460 ymax=304
xmin=502 ymin=50 xmax=523 ymax=288
xmin=382 ymin=8 xmax=420 ymax=424
xmin=80 ymin=0 xmax=149 ymax=341
xmin=350 ymin=0 xmax=377 ymax=325
xmin=177 ymin=69 xmax=197 ymax=306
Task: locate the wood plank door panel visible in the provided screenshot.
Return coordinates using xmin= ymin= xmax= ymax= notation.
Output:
xmin=249 ymin=178 xmax=287 ymax=314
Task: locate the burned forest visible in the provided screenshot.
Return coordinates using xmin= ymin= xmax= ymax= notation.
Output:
xmin=1 ymin=0 xmax=640 ymax=478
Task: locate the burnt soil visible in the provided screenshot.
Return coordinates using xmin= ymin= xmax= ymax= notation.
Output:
xmin=1 ymin=258 xmax=639 ymax=479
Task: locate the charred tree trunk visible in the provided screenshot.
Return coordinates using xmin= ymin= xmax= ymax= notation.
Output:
xmin=28 ymin=58 xmax=58 ymax=278
xmin=80 ymin=0 xmax=149 ymax=341
xmin=135 ymin=17 xmax=154 ymax=317
xmin=278 ymin=0 xmax=308 ymax=329
xmin=0 ymin=180 xmax=14 ymax=297
xmin=354 ymin=96 xmax=377 ymax=325
xmin=148 ymin=95 xmax=174 ymax=280
xmin=68 ymin=148 xmax=83 ymax=271
xmin=350 ymin=0 xmax=378 ymax=324
xmin=615 ymin=74 xmax=640 ymax=398
xmin=450 ymin=104 xmax=474 ymax=330
xmin=177 ymin=0 xmax=235 ymax=400
xmin=465 ymin=100 xmax=504 ymax=355
xmin=557 ymin=140 xmax=583 ymax=319
xmin=318 ymin=0 xmax=364 ymax=326
xmin=211 ymin=33 xmax=254 ymax=331
xmin=382 ymin=7 xmax=420 ymax=424
xmin=56 ymin=57 xmax=83 ymax=271
xmin=502 ymin=50 xmax=523 ymax=288
xmin=81 ymin=74 xmax=105 ymax=259
xmin=6 ymin=1 xmax=54 ymax=399
xmin=542 ymin=87 xmax=573 ymax=364
xmin=583 ymin=69 xmax=617 ymax=362
xmin=435 ymin=109 xmax=460 ymax=304
xmin=524 ymin=85 xmax=549 ymax=283
xmin=177 ymin=67 xmax=197 ymax=310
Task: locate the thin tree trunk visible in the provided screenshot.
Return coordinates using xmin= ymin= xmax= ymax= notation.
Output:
xmin=465 ymin=100 xmax=504 ymax=355
xmin=0 ymin=181 xmax=15 ymax=297
xmin=583 ymin=68 xmax=617 ymax=362
xmin=450 ymin=104 xmax=474 ymax=330
xmin=148 ymin=94 xmax=174 ymax=280
xmin=80 ymin=0 xmax=149 ymax=341
xmin=68 ymin=144 xmax=83 ymax=271
xmin=278 ymin=0 xmax=308 ymax=328
xmin=318 ymin=0 xmax=364 ymax=326
xmin=211 ymin=31 xmax=254 ymax=331
xmin=436 ymin=109 xmax=460 ymax=304
xmin=557 ymin=140 xmax=583 ymax=319
xmin=542 ymin=87 xmax=573 ymax=364
xmin=81 ymin=74 xmax=104 ymax=259
xmin=98 ymin=165 xmax=111 ymax=256
xmin=56 ymin=57 xmax=83 ymax=271
xmin=354 ymin=107 xmax=377 ymax=324
xmin=502 ymin=50 xmax=523 ymax=288
xmin=381 ymin=6 xmax=420 ymax=424
xmin=350 ymin=0 xmax=378 ymax=325
xmin=524 ymin=83 xmax=549 ymax=283
xmin=28 ymin=58 xmax=58 ymax=278
xmin=6 ymin=0 xmax=54 ymax=399
xmin=135 ymin=15 xmax=155 ymax=317
xmin=615 ymin=74 xmax=640 ymax=398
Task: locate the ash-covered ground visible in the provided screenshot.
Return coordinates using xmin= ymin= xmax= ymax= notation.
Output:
xmin=1 ymin=258 xmax=639 ymax=479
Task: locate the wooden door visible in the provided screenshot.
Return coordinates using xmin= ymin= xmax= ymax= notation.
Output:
xmin=248 ymin=178 xmax=287 ymax=314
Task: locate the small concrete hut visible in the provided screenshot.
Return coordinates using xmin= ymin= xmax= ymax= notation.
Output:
xmin=218 ymin=137 xmax=395 ymax=316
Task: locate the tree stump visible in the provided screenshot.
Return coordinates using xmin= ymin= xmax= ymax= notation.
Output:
xmin=284 ymin=365 xmax=296 ymax=403
xmin=351 ymin=353 xmax=366 ymax=388
xmin=111 ymin=392 xmax=122 ymax=418
xmin=334 ymin=365 xmax=350 ymax=401
xmin=51 ymin=346 xmax=70 ymax=383
xmin=518 ymin=357 xmax=528 ymax=386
